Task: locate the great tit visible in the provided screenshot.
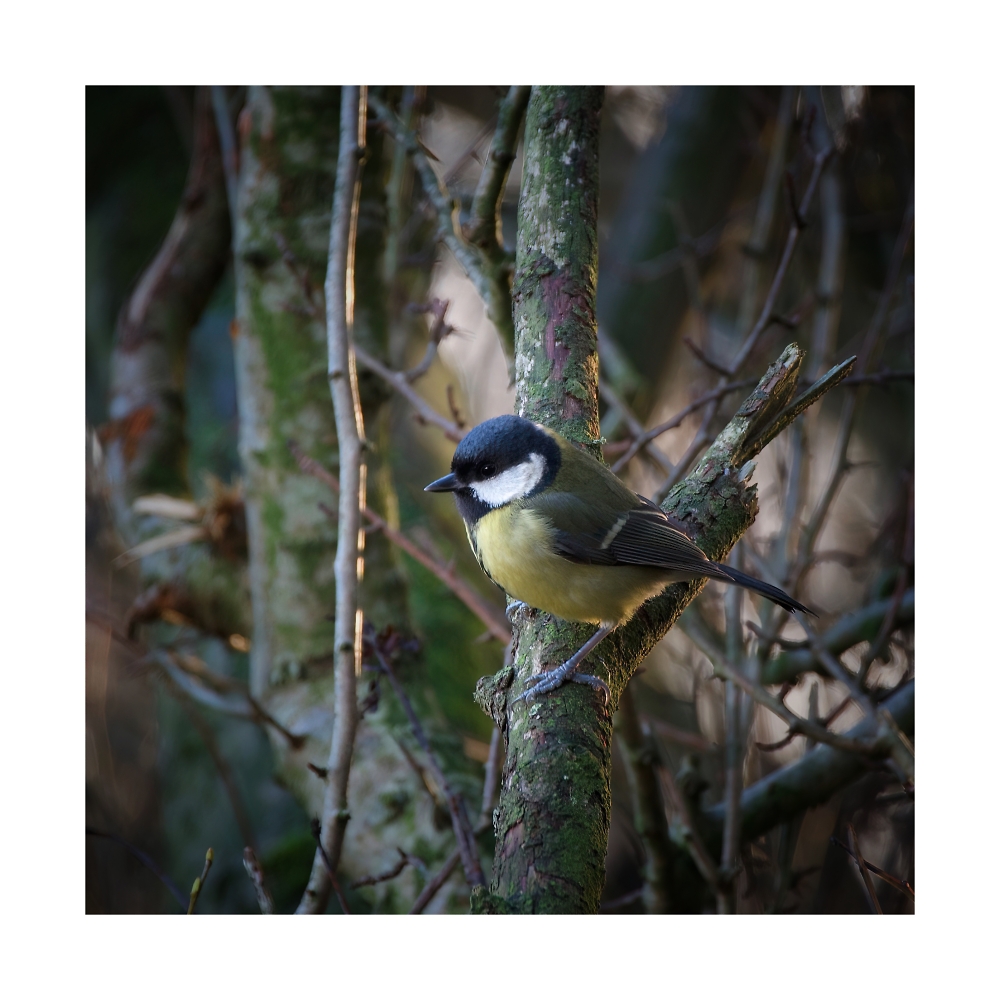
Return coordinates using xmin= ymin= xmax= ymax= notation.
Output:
xmin=425 ymin=414 xmax=811 ymax=703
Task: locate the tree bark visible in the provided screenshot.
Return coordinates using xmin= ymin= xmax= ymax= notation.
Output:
xmin=233 ymin=87 xmax=470 ymax=910
xmin=475 ymin=88 xmax=827 ymax=913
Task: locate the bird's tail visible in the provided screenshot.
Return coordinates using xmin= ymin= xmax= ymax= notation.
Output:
xmin=705 ymin=562 xmax=815 ymax=616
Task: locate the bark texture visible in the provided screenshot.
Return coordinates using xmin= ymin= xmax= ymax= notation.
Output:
xmin=105 ymin=86 xmax=231 ymax=517
xmin=475 ymin=91 xmax=817 ymax=914
xmin=233 ymin=87 xmax=472 ymax=910
xmin=102 ymin=86 xmax=247 ymax=638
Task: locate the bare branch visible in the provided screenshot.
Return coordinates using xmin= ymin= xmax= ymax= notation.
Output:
xmin=466 ymin=85 xmax=531 ymax=253
xmin=354 ymin=343 xmax=465 ymax=442
xmin=289 ymin=442 xmax=510 ymax=643
xmin=298 ymin=85 xmax=367 ymax=916
xmin=370 ymin=630 xmax=485 ymax=889
xmin=369 ymin=93 xmax=516 ymax=352
xmin=831 ymin=835 xmax=914 ymax=900
xmin=242 ymin=847 xmax=274 ymax=915
xmin=847 ymin=823 xmax=883 ymax=914
xmin=652 ymin=145 xmax=833 ymax=501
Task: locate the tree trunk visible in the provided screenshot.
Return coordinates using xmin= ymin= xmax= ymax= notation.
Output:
xmin=233 ymin=86 xmax=472 ymax=910
xmin=475 ymin=88 xmax=823 ymax=913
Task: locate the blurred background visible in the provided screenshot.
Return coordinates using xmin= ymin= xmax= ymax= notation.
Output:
xmin=86 ymin=85 xmax=913 ymax=913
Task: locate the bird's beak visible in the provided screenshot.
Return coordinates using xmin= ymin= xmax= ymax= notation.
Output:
xmin=424 ymin=472 xmax=460 ymax=493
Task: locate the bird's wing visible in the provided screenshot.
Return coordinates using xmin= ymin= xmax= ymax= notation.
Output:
xmin=528 ymin=490 xmax=712 ymax=574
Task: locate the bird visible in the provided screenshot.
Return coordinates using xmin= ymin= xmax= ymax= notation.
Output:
xmin=424 ymin=414 xmax=812 ymax=704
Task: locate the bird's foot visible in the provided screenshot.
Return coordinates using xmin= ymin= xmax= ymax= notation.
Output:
xmin=512 ymin=662 xmax=609 ymax=705
xmin=505 ymin=600 xmax=529 ymax=623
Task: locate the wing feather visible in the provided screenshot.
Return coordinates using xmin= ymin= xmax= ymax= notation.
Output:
xmin=528 ymin=489 xmax=710 ymax=572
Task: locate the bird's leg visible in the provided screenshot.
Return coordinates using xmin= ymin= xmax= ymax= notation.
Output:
xmin=505 ymin=599 xmax=529 ymax=623
xmin=513 ymin=624 xmax=615 ymax=704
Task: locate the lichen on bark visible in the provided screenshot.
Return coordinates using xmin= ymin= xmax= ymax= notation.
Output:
xmin=233 ymin=87 xmax=471 ymax=908
xmin=478 ymin=86 xmax=819 ymax=914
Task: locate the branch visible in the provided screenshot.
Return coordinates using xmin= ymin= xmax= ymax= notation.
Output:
xmin=847 ymin=823 xmax=883 ymax=914
xmin=651 ymin=144 xmax=833 ymax=501
xmin=289 ymin=442 xmax=510 ymax=643
xmin=353 ymin=342 xmax=465 ymax=442
xmin=370 ymin=630 xmax=485 ymax=889
xmin=700 ymin=680 xmax=914 ymax=845
xmin=616 ymin=683 xmax=676 ymax=912
xmin=830 ymin=835 xmax=914 ymax=900
xmin=791 ymin=203 xmax=914 ymax=584
xmin=466 ymin=85 xmax=531 ymax=254
xmin=412 ymin=723 xmax=504 ymax=914
xmin=298 ymin=85 xmax=367 ymax=916
xmin=369 ymin=93 xmax=517 ymax=353
xmin=242 ymin=847 xmax=274 ymax=915
xmin=761 ymin=589 xmax=914 ymax=684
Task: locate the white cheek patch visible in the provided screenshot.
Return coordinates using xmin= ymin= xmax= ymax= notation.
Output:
xmin=471 ymin=453 xmax=545 ymax=508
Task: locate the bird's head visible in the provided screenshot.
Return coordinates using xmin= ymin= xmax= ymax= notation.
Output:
xmin=424 ymin=415 xmax=561 ymax=517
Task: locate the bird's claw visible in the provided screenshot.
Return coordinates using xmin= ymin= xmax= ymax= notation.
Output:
xmin=505 ymin=600 xmax=529 ymax=623
xmin=512 ymin=664 xmax=609 ymax=706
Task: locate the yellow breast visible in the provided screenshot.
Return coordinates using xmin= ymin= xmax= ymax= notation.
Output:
xmin=468 ymin=506 xmax=668 ymax=626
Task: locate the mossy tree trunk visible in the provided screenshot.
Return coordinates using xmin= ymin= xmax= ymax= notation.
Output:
xmin=474 ymin=87 xmax=817 ymax=915
xmin=233 ymin=87 xmax=466 ymax=910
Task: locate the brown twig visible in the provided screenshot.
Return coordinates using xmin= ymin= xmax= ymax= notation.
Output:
xmin=309 ymin=818 xmax=351 ymax=913
xmin=403 ymin=298 xmax=456 ymax=382
xmin=652 ymin=145 xmax=833 ymax=501
xmin=846 ymin=823 xmax=883 ymax=914
xmin=657 ymin=761 xmax=720 ymax=891
xmin=609 ymin=379 xmax=756 ymax=474
xmin=354 ymin=342 xmax=465 ymax=442
xmin=465 ymin=85 xmax=531 ymax=254
xmin=350 ymin=849 xmax=411 ymax=889
xmin=242 ymin=847 xmax=274 ymax=915
xmin=289 ymin=442 xmax=510 ymax=643
xmin=409 ymin=851 xmax=462 ymax=914
xmin=831 ymin=835 xmax=914 ymax=900
xmin=791 ymin=203 xmax=914 ymax=586
xmin=369 ymin=629 xmax=485 ymax=888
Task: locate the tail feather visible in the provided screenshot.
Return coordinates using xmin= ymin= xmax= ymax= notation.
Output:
xmin=706 ymin=562 xmax=815 ymax=616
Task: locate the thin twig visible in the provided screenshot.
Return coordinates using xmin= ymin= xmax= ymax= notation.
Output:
xmin=309 ymin=819 xmax=351 ymax=913
xmin=350 ymin=849 xmax=410 ymax=889
xmin=610 ymin=379 xmax=755 ymax=474
xmin=409 ymin=851 xmax=461 ymax=914
xmin=407 ymin=720 xmax=503 ymax=914
xmin=187 ymin=848 xmax=214 ymax=914
xmin=600 ymin=378 xmax=674 ymax=477
xmin=652 ymin=146 xmax=832 ymax=501
xmin=297 ymin=85 xmax=367 ymax=916
xmin=86 ymin=827 xmax=188 ymax=911
xmin=369 ymin=94 xmax=515 ymax=351
xmin=846 ymin=823 xmax=883 ymax=914
xmin=466 ymin=85 xmax=531 ymax=254
xmin=657 ymin=761 xmax=720 ymax=891
xmin=791 ymin=203 xmax=914 ymax=585
xmin=831 ymin=836 xmax=914 ymax=900
xmin=155 ymin=661 xmax=260 ymax=855
xmin=370 ymin=631 xmax=485 ymax=888
xmin=719 ymin=563 xmax=744 ymax=913
xmin=354 ymin=342 xmax=465 ymax=442
xmin=242 ymin=847 xmax=274 ymax=915
xmin=289 ymin=442 xmax=510 ymax=643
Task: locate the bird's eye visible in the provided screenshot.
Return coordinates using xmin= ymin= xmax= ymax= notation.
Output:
xmin=479 ymin=463 xmax=496 ymax=478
